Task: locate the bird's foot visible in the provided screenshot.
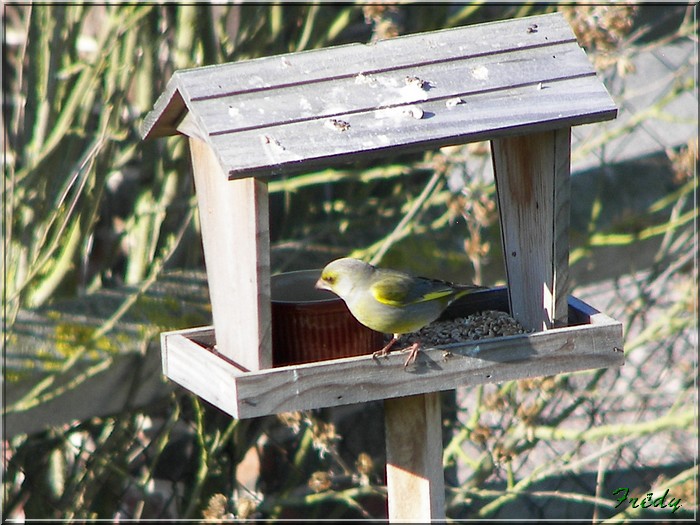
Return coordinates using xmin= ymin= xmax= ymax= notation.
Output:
xmin=372 ymin=336 xmax=399 ymax=360
xmin=402 ymin=342 xmax=421 ymax=368
xmin=372 ymin=349 xmax=387 ymax=360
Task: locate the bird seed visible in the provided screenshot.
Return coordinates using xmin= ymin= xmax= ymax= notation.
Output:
xmin=401 ymin=310 xmax=529 ymax=347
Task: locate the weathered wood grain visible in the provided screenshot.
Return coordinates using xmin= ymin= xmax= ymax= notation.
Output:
xmin=492 ymin=129 xmax=571 ymax=331
xmin=141 ymin=12 xmax=617 ymax=179
xmin=553 ymin=128 xmax=572 ymax=326
xmin=161 ymin=326 xmax=241 ymax=416
xmin=160 ymin=295 xmax=623 ymax=419
xmin=194 ymin=42 xmax=594 ymax=136
xmin=141 ymin=86 xmax=186 ymax=139
xmin=385 ymin=393 xmax=445 ymax=520
xmin=169 ymin=13 xmax=577 ymax=103
xmin=188 ymin=138 xmax=272 ymax=371
xmin=208 ymin=74 xmax=613 ymax=178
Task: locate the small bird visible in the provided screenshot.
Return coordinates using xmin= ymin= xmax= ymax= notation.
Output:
xmin=315 ymin=257 xmax=484 ymax=366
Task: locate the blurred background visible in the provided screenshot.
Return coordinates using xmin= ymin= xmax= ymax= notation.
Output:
xmin=2 ymin=3 xmax=697 ymax=520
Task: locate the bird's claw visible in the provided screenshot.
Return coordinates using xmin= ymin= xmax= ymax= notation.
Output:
xmin=402 ymin=343 xmax=421 ymax=368
xmin=373 ymin=336 xmax=399 ymax=361
xmin=372 ymin=338 xmax=421 ymax=367
xmin=372 ymin=349 xmax=389 ymax=360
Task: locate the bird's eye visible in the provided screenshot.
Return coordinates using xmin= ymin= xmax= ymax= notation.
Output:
xmin=323 ymin=273 xmax=336 ymax=284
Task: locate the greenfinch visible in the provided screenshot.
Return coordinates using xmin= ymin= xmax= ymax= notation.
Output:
xmin=315 ymin=257 xmax=483 ymax=366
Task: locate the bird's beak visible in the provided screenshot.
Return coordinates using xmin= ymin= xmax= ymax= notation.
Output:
xmin=315 ymin=278 xmax=329 ymax=291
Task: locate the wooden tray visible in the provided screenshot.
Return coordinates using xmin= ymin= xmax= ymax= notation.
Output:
xmin=160 ymin=289 xmax=623 ymax=419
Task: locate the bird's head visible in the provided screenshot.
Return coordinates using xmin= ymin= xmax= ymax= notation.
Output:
xmin=315 ymin=258 xmax=374 ymax=299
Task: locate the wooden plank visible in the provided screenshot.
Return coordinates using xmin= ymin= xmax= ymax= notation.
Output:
xmin=568 ymin=295 xmax=622 ymax=328
xmin=142 ymin=13 xmax=579 ymax=141
xmin=385 ymin=393 xmax=445 ymax=521
xmin=5 ymin=270 xmax=212 ymax=437
xmin=141 ymin=12 xmax=617 ymax=179
xmin=187 ymin=137 xmax=272 ymax=371
xmin=193 ymin=41 xmax=594 ymax=136
xmin=175 ymin=13 xmax=574 ymax=101
xmin=553 ymin=128 xmax=572 ymax=326
xmin=141 ymin=83 xmax=187 ymax=140
xmin=210 ymin=75 xmax=614 ymax=178
xmin=491 ymin=129 xmax=571 ymax=331
xmin=231 ymin=323 xmax=622 ymax=418
xmin=161 ymin=328 xmax=241 ymax=417
xmin=159 ymin=296 xmax=623 ymax=419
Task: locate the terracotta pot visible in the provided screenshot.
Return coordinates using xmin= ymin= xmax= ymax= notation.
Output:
xmin=271 ymin=269 xmax=384 ymax=366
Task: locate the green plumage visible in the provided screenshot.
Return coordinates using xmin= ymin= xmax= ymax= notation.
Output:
xmin=316 ymin=258 xmax=482 ymax=336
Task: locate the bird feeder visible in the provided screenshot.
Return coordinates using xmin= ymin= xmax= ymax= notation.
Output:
xmin=142 ymin=13 xmax=624 ymax=521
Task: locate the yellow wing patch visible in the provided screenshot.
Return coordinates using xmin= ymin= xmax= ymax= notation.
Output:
xmin=370 ymin=275 xmax=454 ymax=307
xmin=370 ymin=279 xmax=408 ymax=307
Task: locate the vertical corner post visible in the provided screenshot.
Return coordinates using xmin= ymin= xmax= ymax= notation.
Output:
xmin=384 ymin=393 xmax=446 ymax=521
xmin=491 ymin=128 xmax=571 ymax=331
xmin=187 ymin=136 xmax=272 ymax=371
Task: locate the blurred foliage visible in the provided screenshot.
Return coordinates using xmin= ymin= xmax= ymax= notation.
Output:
xmin=2 ymin=3 xmax=697 ymax=521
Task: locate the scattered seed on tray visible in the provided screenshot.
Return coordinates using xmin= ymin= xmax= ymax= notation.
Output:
xmin=400 ymin=310 xmax=530 ymax=347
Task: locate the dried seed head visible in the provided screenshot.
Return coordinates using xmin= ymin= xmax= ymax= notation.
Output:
xmin=483 ymin=391 xmax=507 ymax=411
xmin=355 ymin=452 xmax=374 ymax=476
xmin=311 ymin=421 xmax=339 ymax=457
xmin=470 ymin=423 xmax=492 ymax=445
xmin=308 ymin=471 xmax=332 ymax=493
xmin=277 ymin=411 xmax=303 ymax=432
xmin=516 ymin=402 xmax=540 ymax=424
xmin=235 ymin=497 xmax=257 ymax=521
xmin=203 ymin=493 xmax=229 ymax=521
xmin=493 ymin=443 xmax=516 ymax=464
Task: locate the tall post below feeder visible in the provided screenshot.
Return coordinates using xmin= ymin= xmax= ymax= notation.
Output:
xmin=142 ymin=13 xmax=624 ymax=521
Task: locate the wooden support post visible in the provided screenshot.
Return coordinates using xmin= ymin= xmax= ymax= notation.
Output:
xmin=384 ymin=393 xmax=445 ymax=521
xmin=187 ymin=135 xmax=272 ymax=371
xmin=491 ymin=129 xmax=571 ymax=331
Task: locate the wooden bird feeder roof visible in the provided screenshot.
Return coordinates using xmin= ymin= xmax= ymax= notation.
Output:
xmin=141 ymin=12 xmax=616 ymax=179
